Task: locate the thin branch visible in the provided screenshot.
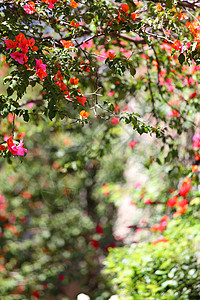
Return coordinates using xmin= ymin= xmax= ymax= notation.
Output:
xmin=75 ymin=33 xmax=105 ymax=48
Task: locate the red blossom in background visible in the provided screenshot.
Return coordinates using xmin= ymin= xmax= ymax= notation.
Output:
xmin=144 ymin=199 xmax=152 ymax=205
xmin=179 ymin=183 xmax=191 ymax=197
xmin=168 ymin=110 xmax=180 ymax=118
xmin=90 ymin=239 xmax=99 ymax=250
xmin=110 ymin=117 xmax=120 ymax=125
xmin=177 ymin=198 xmax=188 ymax=207
xmin=32 ymin=290 xmax=40 ymax=298
xmin=58 ymin=274 xmax=65 ymax=281
xmin=105 ymin=243 xmax=116 ymax=253
xmin=129 ymin=140 xmax=137 ymax=149
xmin=193 ymin=131 xmax=200 ymax=149
xmin=96 ymin=225 xmax=103 ymax=235
xmin=167 ymin=196 xmax=178 ymax=207
xmin=0 ymin=145 xmax=5 ymax=151
xmin=102 ymin=183 xmax=109 ymax=196
xmin=41 ymin=0 xmax=59 ymax=9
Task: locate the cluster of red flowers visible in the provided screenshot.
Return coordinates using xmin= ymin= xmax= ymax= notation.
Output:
xmin=35 ymin=59 xmax=47 ymax=81
xmin=166 ymin=178 xmax=191 ymax=217
xmin=118 ymin=4 xmax=139 ymax=23
xmin=186 ymin=17 xmax=200 ymax=49
xmin=151 ymin=216 xmax=169 ymax=232
xmin=41 ymin=0 xmax=59 ymax=9
xmin=5 ymin=33 xmax=37 ymax=65
xmin=54 ymin=70 xmax=70 ymax=96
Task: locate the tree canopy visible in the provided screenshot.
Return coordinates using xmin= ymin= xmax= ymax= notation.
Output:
xmin=1 ymin=0 xmax=200 ymax=299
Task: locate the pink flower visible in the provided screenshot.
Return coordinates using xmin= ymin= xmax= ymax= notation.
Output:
xmin=193 ymin=131 xmax=200 ymax=149
xmin=7 ymin=136 xmax=27 ymax=156
xmin=168 ymin=110 xmax=180 ymax=118
xmin=179 ymin=184 xmax=191 ymax=197
xmin=129 ymin=140 xmax=137 ymax=149
xmin=35 ymin=59 xmax=47 ymax=81
xmin=135 ymin=182 xmax=141 ymax=188
xmin=80 ymin=40 xmax=94 ymax=49
xmin=24 ymin=1 xmax=36 ymax=14
xmin=27 ymin=102 xmax=34 ymax=109
xmin=108 ymin=91 xmax=115 ymax=96
xmin=10 ymin=52 xmax=28 ymax=64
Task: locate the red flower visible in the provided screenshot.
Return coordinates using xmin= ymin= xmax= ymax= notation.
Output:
xmin=61 ymin=40 xmax=74 ymax=48
xmin=161 ymin=216 xmax=169 ymax=222
xmin=90 ymin=239 xmax=99 ymax=250
xmin=105 ymin=243 xmax=116 ymax=252
xmin=179 ymin=183 xmax=191 ymax=197
xmin=70 ymin=20 xmax=80 ymax=27
xmin=58 ymin=274 xmax=65 ymax=281
xmin=110 ymin=117 xmax=120 ymax=125
xmin=121 ymin=4 xmax=129 ymax=12
xmin=76 ymin=95 xmax=87 ymax=106
xmin=70 ymin=0 xmax=79 ymax=8
xmin=168 ymin=110 xmax=180 ymax=118
xmin=172 ymin=40 xmax=182 ymax=51
xmin=107 ymin=51 xmax=116 ymax=60
xmin=70 ymin=77 xmax=79 ymax=85
xmin=7 ymin=136 xmax=27 ymax=156
xmin=144 ymin=199 xmax=152 ymax=205
xmin=177 ymin=198 xmax=188 ymax=207
xmin=102 ymin=183 xmax=109 ymax=196
xmin=0 ymin=145 xmax=5 ymax=151
xmin=96 ymin=225 xmax=103 ymax=235
xmin=167 ymin=196 xmax=178 ymax=207
xmin=131 ymin=13 xmax=139 ymax=21
xmin=32 ymin=290 xmax=40 ymax=298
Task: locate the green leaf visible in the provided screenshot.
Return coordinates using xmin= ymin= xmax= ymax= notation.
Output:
xmin=49 ymin=110 xmax=56 ymax=120
xmin=178 ymin=53 xmax=185 ymax=65
xmin=23 ymin=111 xmax=29 ymax=122
xmin=129 ymin=63 xmax=136 ymax=77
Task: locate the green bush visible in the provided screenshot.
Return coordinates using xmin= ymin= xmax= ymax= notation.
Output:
xmin=104 ymin=233 xmax=200 ymax=299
